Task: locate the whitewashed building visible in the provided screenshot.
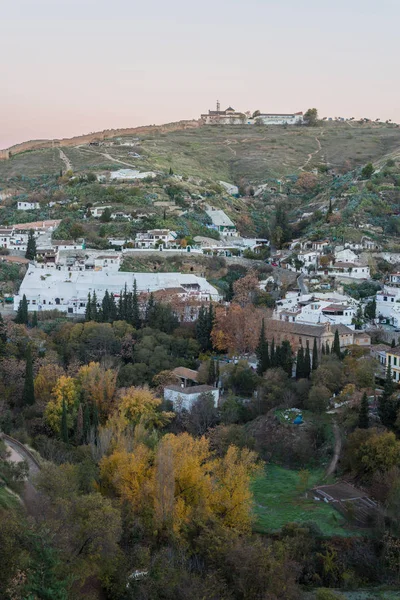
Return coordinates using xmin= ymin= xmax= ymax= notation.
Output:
xmin=14 ymin=265 xmax=221 ymax=314
xmin=135 ymin=229 xmax=178 ymax=249
xmin=164 ymin=384 xmax=219 ymax=411
xmin=205 ymin=207 xmax=237 ymax=236
xmin=254 ymin=112 xmax=304 ymax=125
xmin=17 ymin=201 xmax=40 ymax=211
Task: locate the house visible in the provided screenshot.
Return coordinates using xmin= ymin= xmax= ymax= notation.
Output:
xmin=389 ymin=273 xmax=400 ymax=285
xmin=94 ymin=255 xmax=121 ymax=271
xmin=109 ymin=169 xmax=157 ymax=181
xmin=52 ymin=240 xmax=85 ymax=251
xmin=386 ymin=348 xmax=400 ymax=383
xmin=135 ymin=229 xmax=178 ymax=249
xmin=89 ymin=205 xmax=112 ymax=218
xmin=205 ymin=208 xmax=237 ymax=236
xmin=111 ymin=211 xmax=132 ymax=221
xmin=319 ymin=262 xmax=370 ymax=280
xmin=172 ymin=367 xmax=199 ymax=387
xmin=164 ymin=384 xmax=219 ymax=411
xmin=335 ymin=248 xmax=359 ymax=263
xmin=17 ymin=201 xmax=40 ymax=211
xmin=14 ymin=265 xmax=221 ymax=314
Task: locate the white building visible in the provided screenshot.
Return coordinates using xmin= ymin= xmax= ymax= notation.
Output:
xmin=0 ymin=228 xmax=29 ymax=251
xmin=334 ymin=248 xmax=359 ymax=263
xmin=89 ymin=205 xmax=112 ymax=218
xmin=164 ymin=385 xmax=219 ymax=411
xmin=135 ymin=229 xmax=178 ymax=249
xmin=14 ymin=265 xmax=221 ymax=314
xmin=17 ymin=201 xmax=40 ymax=211
xmin=201 ymin=106 xmax=248 ymax=125
xmin=254 ymin=112 xmax=304 ymax=125
xmin=109 ymin=169 xmax=157 ymax=181
xmin=205 ymin=208 xmax=237 ymax=236
xmin=273 ymin=291 xmax=358 ymax=327
xmin=94 ymin=255 xmax=121 ymax=271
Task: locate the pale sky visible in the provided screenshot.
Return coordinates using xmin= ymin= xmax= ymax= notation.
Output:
xmin=1 ymin=0 xmax=399 ymax=148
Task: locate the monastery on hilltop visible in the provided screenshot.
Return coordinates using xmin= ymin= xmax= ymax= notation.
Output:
xmin=201 ymin=101 xmax=304 ymax=125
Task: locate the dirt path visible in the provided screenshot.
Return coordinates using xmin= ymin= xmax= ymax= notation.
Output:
xmin=299 ymin=130 xmax=324 ymax=171
xmin=2 ymin=434 xmax=41 ymax=515
xmin=59 ymin=148 xmax=72 ymax=172
xmin=78 ymin=146 xmax=140 ymax=169
xmin=325 ymin=421 xmax=341 ymax=477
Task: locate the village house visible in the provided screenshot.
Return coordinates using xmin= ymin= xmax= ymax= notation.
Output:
xmin=254 ymin=112 xmax=304 ymax=125
xmin=93 ymin=255 xmax=121 ymax=271
xmin=386 ymin=348 xmax=400 ymax=383
xmin=17 ymin=201 xmax=40 ymax=211
xmin=201 ymin=105 xmax=248 ymax=125
xmin=135 ymin=229 xmax=178 ymax=249
xmin=164 ymin=384 xmax=219 ymax=411
xmin=89 ymin=205 xmax=112 ymax=218
xmin=205 ymin=207 xmax=237 ymax=236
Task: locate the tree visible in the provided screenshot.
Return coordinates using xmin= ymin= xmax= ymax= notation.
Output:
xmin=304 ymin=342 xmax=311 ymax=379
xmin=76 ymin=403 xmax=84 ymax=445
xmin=100 ymin=207 xmax=112 ymax=222
xmin=379 ymin=364 xmax=398 ymax=428
xmin=31 ymin=311 xmax=38 ymax=327
xmin=296 ymin=346 xmax=304 ymax=379
xmin=358 ymin=392 xmax=369 ymax=429
xmin=232 ymin=271 xmax=259 ymax=307
xmin=207 ymin=358 xmax=216 ymax=386
xmin=312 ymin=338 xmax=319 ymax=371
xmin=196 ymin=304 xmax=214 ymax=352
xmin=34 ymin=363 xmax=65 ymax=407
xmin=333 ymin=330 xmax=341 ymax=359
xmin=306 ymin=384 xmax=331 ymax=413
xmin=364 ymin=298 xmax=376 ymax=321
xmin=45 ymin=376 xmax=80 ymax=434
xmin=187 ymin=392 xmax=218 ymax=435
xmin=280 ymin=340 xmax=293 ymax=377
xmin=304 ymin=108 xmax=319 ymax=126
xmin=61 ymin=398 xmax=69 ymax=443
xmin=361 ymin=162 xmax=374 ymax=179
xmin=211 ymin=304 xmax=263 ymax=355
xmin=22 ymin=344 xmax=35 ymax=406
xmin=25 ymin=229 xmax=37 ymax=260
xmin=117 ymin=386 xmax=172 ymax=428
xmin=256 ymin=319 xmax=270 ymax=375
xmin=15 ymin=294 xmax=29 ymax=325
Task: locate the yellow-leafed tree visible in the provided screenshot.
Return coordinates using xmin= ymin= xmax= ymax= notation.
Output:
xmin=77 ymin=361 xmax=117 ymax=419
xmin=45 ymin=375 xmax=80 ymax=433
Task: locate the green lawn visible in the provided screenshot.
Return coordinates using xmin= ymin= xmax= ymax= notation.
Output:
xmin=252 ymin=465 xmax=352 ymax=537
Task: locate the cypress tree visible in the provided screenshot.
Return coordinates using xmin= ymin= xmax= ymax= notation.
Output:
xmin=0 ymin=313 xmax=6 ymax=356
xmin=91 ymin=292 xmax=99 ymax=321
xmin=132 ymin=279 xmax=141 ymax=329
xmin=225 ymin=280 xmax=234 ymax=302
xmin=312 ymin=337 xmax=318 ymax=370
xmin=32 ymin=311 xmax=38 ymax=328
xmin=215 ymin=359 xmax=220 ymax=387
xmin=109 ymin=293 xmax=117 ymax=322
xmin=83 ymin=404 xmax=91 ymax=443
xmin=92 ymin=403 xmax=99 ymax=444
xmin=76 ymin=403 xmax=83 ymax=445
xmin=304 ymin=342 xmax=311 ymax=379
xmin=379 ymin=364 xmax=398 ymax=428
xmin=270 ymin=338 xmax=276 ymax=368
xmin=333 ymin=329 xmax=341 ymax=359
xmin=61 ymin=399 xmax=68 ymax=444
xmin=102 ymin=290 xmax=110 ymax=322
xmin=196 ymin=306 xmax=212 ymax=352
xmin=207 ymin=358 xmax=216 ymax=385
xmin=296 ymin=346 xmax=304 ymax=379
xmin=256 ymin=319 xmax=270 ymax=375
xmin=325 ymin=341 xmax=330 ymax=355
xmin=358 ymin=392 xmax=369 ymax=429
xmin=22 ymin=344 xmax=35 ymax=406
xmin=281 ymin=340 xmax=293 ymax=377
xmin=25 ymin=229 xmax=37 ymax=260
xmin=207 ymin=303 xmax=214 ymax=351
xmin=85 ymin=293 xmax=92 ymax=321
xmin=15 ymin=294 xmax=29 ymax=325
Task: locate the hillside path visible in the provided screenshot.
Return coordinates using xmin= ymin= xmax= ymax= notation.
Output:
xmin=2 ymin=433 xmax=41 ymax=515
xmin=299 ymin=130 xmax=324 ymax=171
xmin=59 ymin=149 xmax=72 ymax=172
xmin=78 ymin=146 xmax=140 ymax=169
xmin=325 ymin=421 xmax=341 ymax=478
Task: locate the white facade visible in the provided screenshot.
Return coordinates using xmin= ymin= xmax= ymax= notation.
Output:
xmin=135 ymin=229 xmax=178 ymax=249
xmin=14 ymin=265 xmax=221 ymax=314
xmin=0 ymin=228 xmax=29 ymax=250
xmin=94 ymin=255 xmax=121 ymax=271
xmin=17 ymin=201 xmax=40 ymax=211
xmin=109 ymin=169 xmax=157 ymax=181
xmin=205 ymin=208 xmax=237 ymax=236
xmin=255 ymin=112 xmax=303 ymax=125
xmin=164 ymin=385 xmax=219 ymax=411
xmin=334 ymin=248 xmax=359 ymax=263
xmin=89 ymin=205 xmax=112 ymax=218
xmin=273 ymin=291 xmax=359 ymax=327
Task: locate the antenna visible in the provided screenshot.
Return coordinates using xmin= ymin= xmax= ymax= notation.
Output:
xmin=216 ymin=100 xmax=220 ymax=113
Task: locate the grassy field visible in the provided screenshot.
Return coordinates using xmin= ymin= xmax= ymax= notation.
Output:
xmin=1 ymin=122 xmax=399 ymax=185
xmin=252 ymin=465 xmax=352 ymax=537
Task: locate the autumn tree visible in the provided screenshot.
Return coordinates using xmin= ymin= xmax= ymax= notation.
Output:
xmin=212 ymin=304 xmax=265 ymax=355
xmin=296 ymin=172 xmax=318 ymax=193
xmin=77 ymin=361 xmax=117 ymax=419
xmin=34 ymin=363 xmax=65 ymax=407
xmin=45 ymin=375 xmax=80 ymax=434
xmin=233 ymin=271 xmax=259 ymax=307
xmin=116 ymin=386 xmax=173 ymax=429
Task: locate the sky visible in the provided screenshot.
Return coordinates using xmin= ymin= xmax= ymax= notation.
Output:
xmin=1 ymin=0 xmax=399 ymax=148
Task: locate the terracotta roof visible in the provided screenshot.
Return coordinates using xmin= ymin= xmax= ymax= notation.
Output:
xmin=266 ymin=319 xmax=328 ymax=337
xmin=331 ymin=324 xmax=355 ymax=335
xmin=387 ymin=348 xmax=400 ymax=357
xmin=172 ymin=367 xmax=199 ymax=382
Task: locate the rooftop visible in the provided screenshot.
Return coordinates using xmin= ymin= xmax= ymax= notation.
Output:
xmin=164 ymin=384 xmax=216 ymax=395
xmin=205 ymin=208 xmax=235 ymax=228
xmin=172 ymin=367 xmax=199 ymax=382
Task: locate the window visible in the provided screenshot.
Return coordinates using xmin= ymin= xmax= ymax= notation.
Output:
xmin=68 ymin=308 xmax=73 ymax=314
xmin=395 ymin=357 xmax=398 ymax=366
xmin=384 ymin=297 xmax=388 ymax=302
xmin=392 ymin=298 xmax=394 ymax=302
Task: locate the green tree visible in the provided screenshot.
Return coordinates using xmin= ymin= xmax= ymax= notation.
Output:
xmin=312 ymin=337 xmax=319 ymax=371
xmin=132 ymin=279 xmax=141 ymax=329
xmin=280 ymin=340 xmax=293 ymax=377
xmin=23 ymin=532 xmax=70 ymax=600
xmin=304 ymin=342 xmax=311 ymax=379
xmin=15 ymin=294 xmax=29 ymax=325
xmin=207 ymin=358 xmax=216 ymax=386
xmin=296 ymin=346 xmax=304 ymax=379
xmin=256 ymin=319 xmax=270 ymax=375
xmin=85 ymin=292 xmax=92 ymax=321
xmin=304 ymin=108 xmax=319 ymax=126
xmin=364 ymin=298 xmax=376 ymax=320
xmin=361 ymin=162 xmax=374 ymax=179
xmin=25 ymin=229 xmax=37 ymax=260
xmin=61 ymin=398 xmax=69 ymax=443
xmin=100 ymin=207 xmax=112 ymax=223
xmin=325 ymin=341 xmax=330 ymax=355
xmin=333 ymin=330 xmax=341 ymax=359
xmin=358 ymin=392 xmax=369 ymax=429
xmin=22 ymin=344 xmax=35 ymax=406
xmin=31 ymin=311 xmax=38 ymax=327
xmin=379 ymin=364 xmax=398 ymax=428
